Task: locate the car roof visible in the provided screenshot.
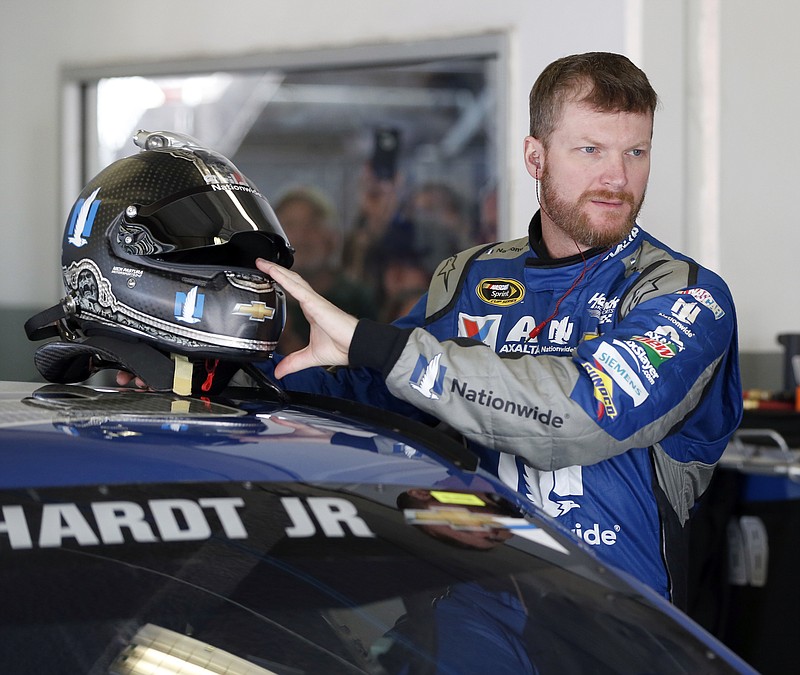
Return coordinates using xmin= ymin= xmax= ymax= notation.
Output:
xmin=0 ymin=381 xmax=483 ymax=492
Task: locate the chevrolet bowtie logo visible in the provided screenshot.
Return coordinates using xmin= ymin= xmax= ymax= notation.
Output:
xmin=232 ymin=301 xmax=275 ymax=322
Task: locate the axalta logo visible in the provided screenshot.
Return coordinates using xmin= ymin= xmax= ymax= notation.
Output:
xmin=0 ymin=497 xmax=247 ymax=550
xmin=476 ymin=278 xmax=525 ymax=306
xmin=572 ymin=521 xmax=620 ymax=546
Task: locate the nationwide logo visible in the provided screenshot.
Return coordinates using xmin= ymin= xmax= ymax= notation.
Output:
xmin=409 ymin=353 xmax=447 ymax=400
xmin=670 ymin=298 xmax=701 ymax=325
xmin=656 ymin=312 xmax=695 ymax=339
xmin=572 ymin=521 xmax=620 ymax=546
xmin=677 ymin=288 xmax=726 ymax=320
xmin=548 ymin=316 xmax=574 ymax=344
xmin=233 ymin=301 xmax=275 ymax=322
xmin=581 ymin=362 xmax=618 ymax=419
xmin=476 ymin=278 xmax=525 ymax=306
xmin=66 ymin=187 xmax=101 ymax=248
xmin=175 ymin=286 xmax=205 ymax=324
xmin=451 ymin=379 xmax=565 ymax=427
xmin=458 ymin=312 xmax=502 ymax=348
xmin=522 ymin=464 xmax=583 ymax=517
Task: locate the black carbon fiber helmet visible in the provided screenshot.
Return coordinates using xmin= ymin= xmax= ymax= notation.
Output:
xmin=26 ymin=130 xmax=294 ymax=392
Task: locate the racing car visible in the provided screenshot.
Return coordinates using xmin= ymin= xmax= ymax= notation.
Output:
xmin=0 ymin=380 xmax=755 ymax=674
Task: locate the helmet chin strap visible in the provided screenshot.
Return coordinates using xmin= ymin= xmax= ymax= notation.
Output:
xmin=26 ymin=302 xmax=217 ymax=395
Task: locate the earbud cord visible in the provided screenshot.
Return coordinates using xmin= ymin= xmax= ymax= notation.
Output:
xmin=526 ymin=167 xmax=606 ymax=342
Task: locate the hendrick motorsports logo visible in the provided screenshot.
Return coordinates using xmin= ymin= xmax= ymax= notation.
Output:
xmin=476 ymin=278 xmax=525 ymax=307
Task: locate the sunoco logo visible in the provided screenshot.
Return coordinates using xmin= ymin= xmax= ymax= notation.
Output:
xmin=476 ymin=278 xmax=525 ymax=306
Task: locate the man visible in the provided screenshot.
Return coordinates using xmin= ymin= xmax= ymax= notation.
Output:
xmin=257 ymin=52 xmax=742 ymax=607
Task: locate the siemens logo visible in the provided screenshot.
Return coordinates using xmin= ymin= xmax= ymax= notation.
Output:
xmin=451 ymin=378 xmax=564 ymax=427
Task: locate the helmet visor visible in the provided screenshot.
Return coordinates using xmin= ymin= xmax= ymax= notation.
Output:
xmin=130 ymin=186 xmax=294 ymax=267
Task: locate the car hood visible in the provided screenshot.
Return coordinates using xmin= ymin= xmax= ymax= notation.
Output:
xmin=0 ymin=381 xmax=478 ymax=491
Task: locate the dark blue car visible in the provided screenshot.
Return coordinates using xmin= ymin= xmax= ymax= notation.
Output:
xmin=0 ymin=381 xmax=754 ymax=674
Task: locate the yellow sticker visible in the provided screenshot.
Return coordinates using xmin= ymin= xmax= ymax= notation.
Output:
xmin=171 ymin=353 xmax=193 ymax=396
xmin=430 ymin=491 xmax=486 ymax=506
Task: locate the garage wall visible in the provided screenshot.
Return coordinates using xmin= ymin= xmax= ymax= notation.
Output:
xmin=0 ymin=0 xmax=788 ymax=388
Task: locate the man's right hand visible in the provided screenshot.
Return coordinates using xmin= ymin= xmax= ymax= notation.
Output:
xmin=256 ymin=260 xmax=358 ymax=379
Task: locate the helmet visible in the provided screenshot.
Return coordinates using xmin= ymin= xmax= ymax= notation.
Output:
xmin=26 ymin=130 xmax=294 ymax=391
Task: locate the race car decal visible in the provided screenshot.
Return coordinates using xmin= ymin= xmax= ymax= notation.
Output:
xmin=281 ymin=496 xmax=375 ymax=538
xmin=0 ymin=497 xmax=247 ymax=550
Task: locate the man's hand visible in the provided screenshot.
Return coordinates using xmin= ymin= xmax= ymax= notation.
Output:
xmin=256 ymin=260 xmax=358 ymax=378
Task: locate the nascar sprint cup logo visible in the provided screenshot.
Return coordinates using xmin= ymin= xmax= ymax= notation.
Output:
xmin=477 ymin=278 xmax=525 ymax=307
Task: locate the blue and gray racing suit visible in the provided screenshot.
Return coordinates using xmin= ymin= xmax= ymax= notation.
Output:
xmin=263 ymin=212 xmax=743 ymax=605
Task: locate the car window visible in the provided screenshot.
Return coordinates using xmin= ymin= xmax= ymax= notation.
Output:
xmin=0 ymin=481 xmax=737 ymax=674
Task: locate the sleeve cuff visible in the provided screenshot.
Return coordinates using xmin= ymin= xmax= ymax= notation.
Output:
xmin=349 ymin=319 xmax=414 ymax=375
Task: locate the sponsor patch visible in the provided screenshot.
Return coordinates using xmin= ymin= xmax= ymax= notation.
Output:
xmin=476 ymin=278 xmax=525 ymax=306
xmin=677 ymin=288 xmax=726 ymax=320
xmin=409 ymin=353 xmax=447 ymax=400
xmin=458 ymin=312 xmax=501 ymax=348
xmin=670 ymin=298 xmax=701 ymax=325
xmin=592 ymin=342 xmax=648 ymax=406
xmin=548 ymin=316 xmax=574 ymax=344
xmin=450 ymin=378 xmax=565 ymax=427
xmin=581 ymin=362 xmax=618 ymax=419
xmin=629 ymin=336 xmax=678 ymax=365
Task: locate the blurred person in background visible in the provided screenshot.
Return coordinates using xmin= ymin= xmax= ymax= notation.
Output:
xmin=274 ymin=187 xmax=376 ymax=353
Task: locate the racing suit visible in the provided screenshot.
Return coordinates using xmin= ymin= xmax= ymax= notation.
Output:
xmin=266 ymin=212 xmax=742 ymax=605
